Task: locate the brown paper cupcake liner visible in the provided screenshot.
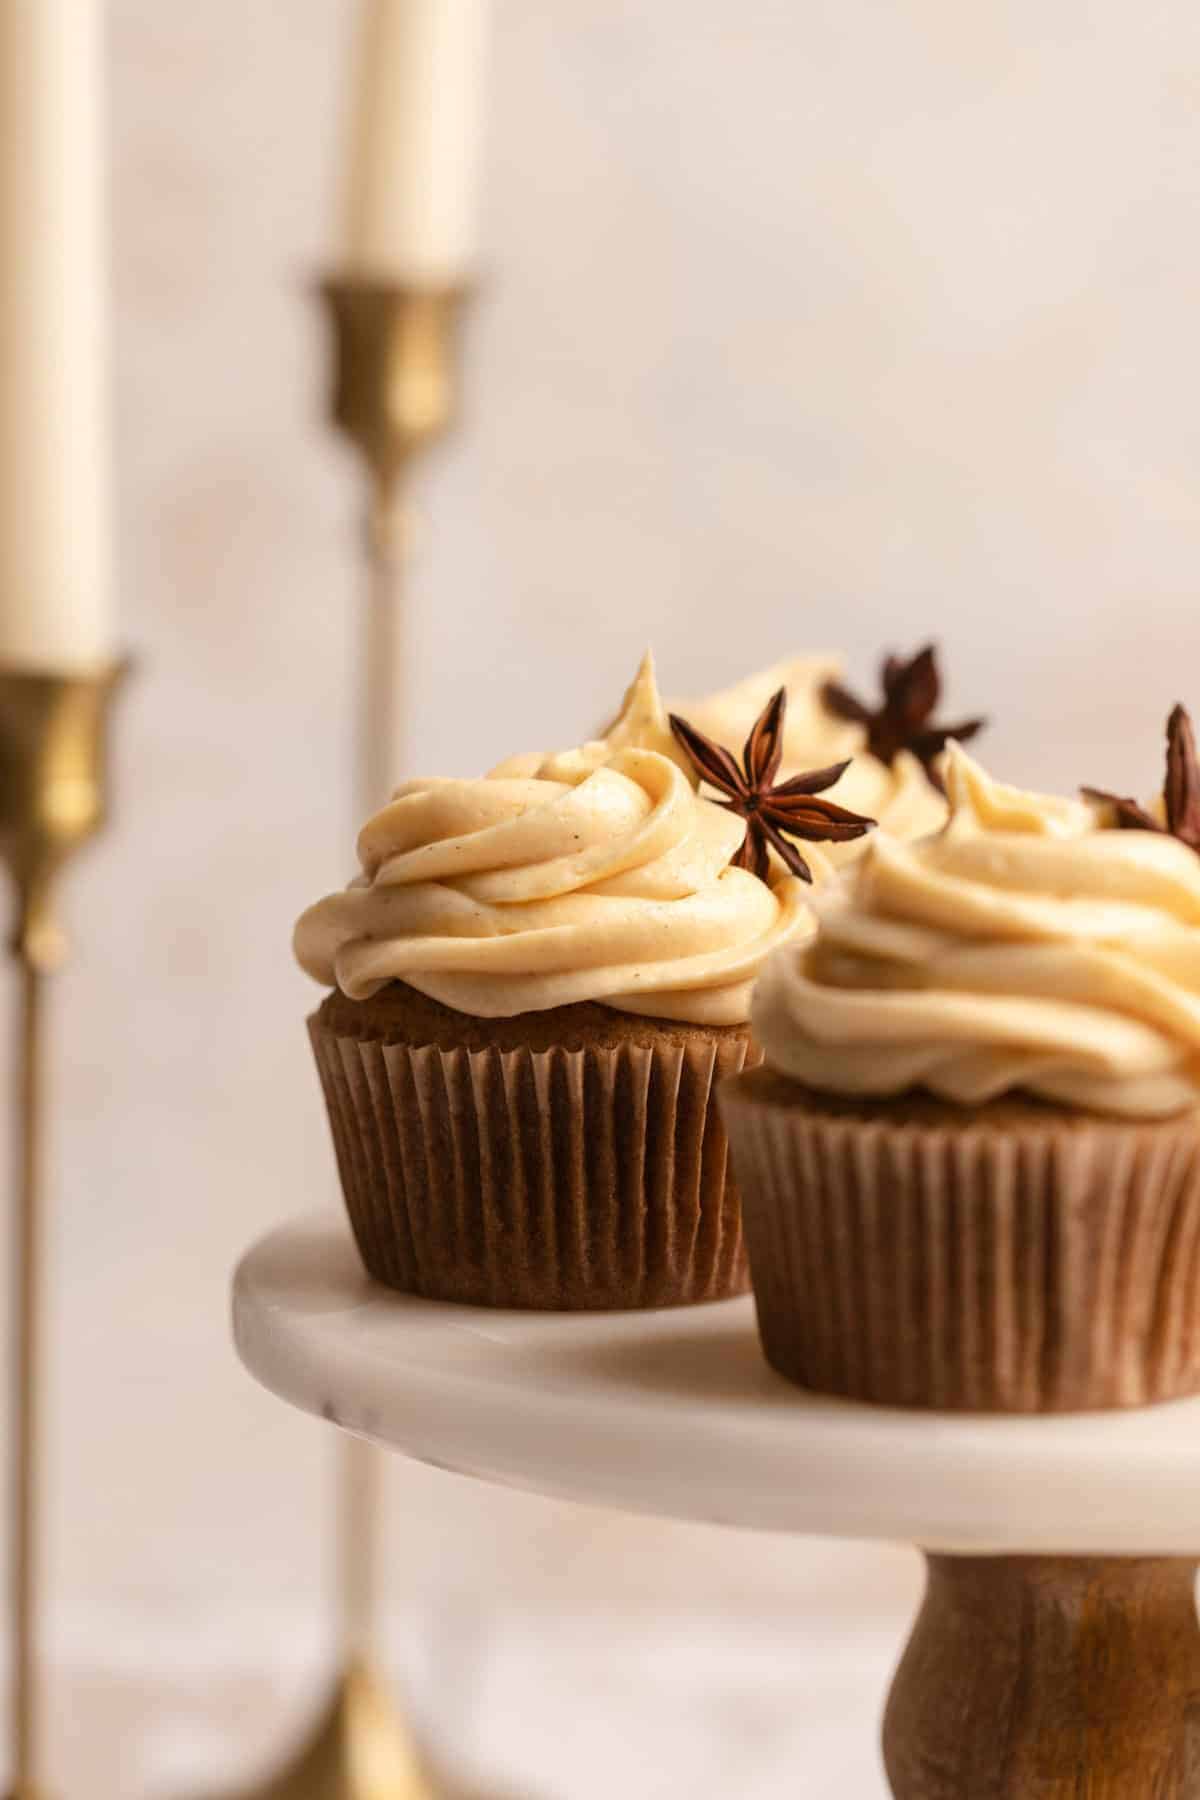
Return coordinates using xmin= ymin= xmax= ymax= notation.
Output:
xmin=310 ymin=1011 xmax=757 ymax=1309
xmin=721 ymin=1073 xmax=1200 ymax=1411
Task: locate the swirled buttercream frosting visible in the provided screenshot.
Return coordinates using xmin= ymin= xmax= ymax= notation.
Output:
xmin=295 ymin=654 xmax=811 ymax=1025
xmin=676 ymin=656 xmax=945 ymax=863
xmin=753 ymin=745 xmax=1200 ymax=1117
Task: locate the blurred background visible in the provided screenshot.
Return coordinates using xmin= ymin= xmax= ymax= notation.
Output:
xmin=9 ymin=0 xmax=1200 ymax=1794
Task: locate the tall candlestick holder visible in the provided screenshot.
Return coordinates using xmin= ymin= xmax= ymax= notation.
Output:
xmin=232 ymin=279 xmax=471 ymax=1800
xmin=0 ymin=660 xmax=127 ymax=1800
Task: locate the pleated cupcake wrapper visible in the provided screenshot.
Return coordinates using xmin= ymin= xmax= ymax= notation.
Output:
xmin=721 ymin=1085 xmax=1200 ymax=1412
xmin=310 ymin=1014 xmax=757 ymax=1309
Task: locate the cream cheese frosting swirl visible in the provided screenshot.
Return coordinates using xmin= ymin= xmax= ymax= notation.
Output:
xmin=676 ymin=655 xmax=946 ymax=864
xmin=753 ymin=745 xmax=1200 ymax=1117
xmin=295 ymin=655 xmax=811 ymax=1026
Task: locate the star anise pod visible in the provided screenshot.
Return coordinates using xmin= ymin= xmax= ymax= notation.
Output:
xmin=668 ymin=687 xmax=875 ymax=883
xmin=822 ymin=644 xmax=986 ymax=793
xmin=1082 ymin=704 xmax=1200 ymax=854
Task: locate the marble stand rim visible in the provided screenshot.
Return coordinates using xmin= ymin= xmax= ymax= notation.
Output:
xmin=231 ymin=1213 xmax=1200 ymax=1556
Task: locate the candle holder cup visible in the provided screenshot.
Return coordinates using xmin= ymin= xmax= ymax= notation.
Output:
xmin=321 ymin=278 xmax=473 ymax=809
xmin=320 ymin=279 xmax=472 ymax=505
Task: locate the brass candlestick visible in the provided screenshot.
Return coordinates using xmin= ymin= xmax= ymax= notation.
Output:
xmin=0 ymin=661 xmax=127 ymax=1800
xmin=234 ymin=280 xmax=471 ymax=1800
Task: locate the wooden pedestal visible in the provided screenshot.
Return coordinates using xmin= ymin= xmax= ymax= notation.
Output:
xmin=884 ymin=1556 xmax=1200 ymax=1798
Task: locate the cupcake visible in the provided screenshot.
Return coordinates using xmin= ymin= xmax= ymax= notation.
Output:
xmin=678 ymin=642 xmax=982 ymax=864
xmin=294 ymin=653 xmax=872 ymax=1310
xmin=722 ymin=723 xmax=1200 ymax=1411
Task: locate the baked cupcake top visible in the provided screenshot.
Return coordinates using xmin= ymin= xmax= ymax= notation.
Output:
xmin=294 ymin=654 xmax=871 ymax=1026
xmin=677 ymin=644 xmax=979 ymax=864
xmin=753 ymin=738 xmax=1200 ymax=1118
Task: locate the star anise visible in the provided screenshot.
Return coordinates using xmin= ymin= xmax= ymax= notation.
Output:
xmin=822 ymin=644 xmax=986 ymax=793
xmin=668 ymin=687 xmax=875 ymax=883
xmin=1082 ymin=704 xmax=1200 ymax=854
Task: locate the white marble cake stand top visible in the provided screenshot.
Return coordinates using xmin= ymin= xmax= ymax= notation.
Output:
xmin=233 ymin=1214 xmax=1200 ymax=1554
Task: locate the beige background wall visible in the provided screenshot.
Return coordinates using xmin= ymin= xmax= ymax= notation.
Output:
xmin=12 ymin=2 xmax=1200 ymax=1794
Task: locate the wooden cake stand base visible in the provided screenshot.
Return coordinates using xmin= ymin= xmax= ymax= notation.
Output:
xmin=885 ymin=1555 xmax=1200 ymax=1797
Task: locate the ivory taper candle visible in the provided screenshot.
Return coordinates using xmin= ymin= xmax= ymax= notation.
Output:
xmin=341 ymin=0 xmax=489 ymax=283
xmin=0 ymin=0 xmax=113 ymax=669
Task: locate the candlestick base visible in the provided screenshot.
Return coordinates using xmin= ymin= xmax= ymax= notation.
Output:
xmin=229 ymin=1659 xmax=437 ymax=1800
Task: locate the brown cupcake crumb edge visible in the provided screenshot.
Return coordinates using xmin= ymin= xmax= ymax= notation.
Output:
xmin=314 ymin=980 xmax=752 ymax=1057
xmin=723 ymin=1062 xmax=1200 ymax=1139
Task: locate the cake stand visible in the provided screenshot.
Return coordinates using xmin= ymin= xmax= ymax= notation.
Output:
xmin=233 ymin=1215 xmax=1200 ymax=1798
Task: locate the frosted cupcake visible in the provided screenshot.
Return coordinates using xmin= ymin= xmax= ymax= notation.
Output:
xmin=295 ymin=654 xmax=872 ymax=1310
xmin=678 ymin=643 xmax=981 ymax=863
xmin=722 ymin=725 xmax=1200 ymax=1411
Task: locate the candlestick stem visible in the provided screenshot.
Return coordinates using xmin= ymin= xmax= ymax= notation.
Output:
xmin=328 ymin=479 xmax=404 ymax=1687
xmin=337 ymin=480 xmax=402 ymax=1670
xmin=362 ymin=479 xmax=405 ymax=816
xmin=11 ymin=958 xmax=44 ymax=1800
xmin=338 ymin=1436 xmax=379 ymax=1664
